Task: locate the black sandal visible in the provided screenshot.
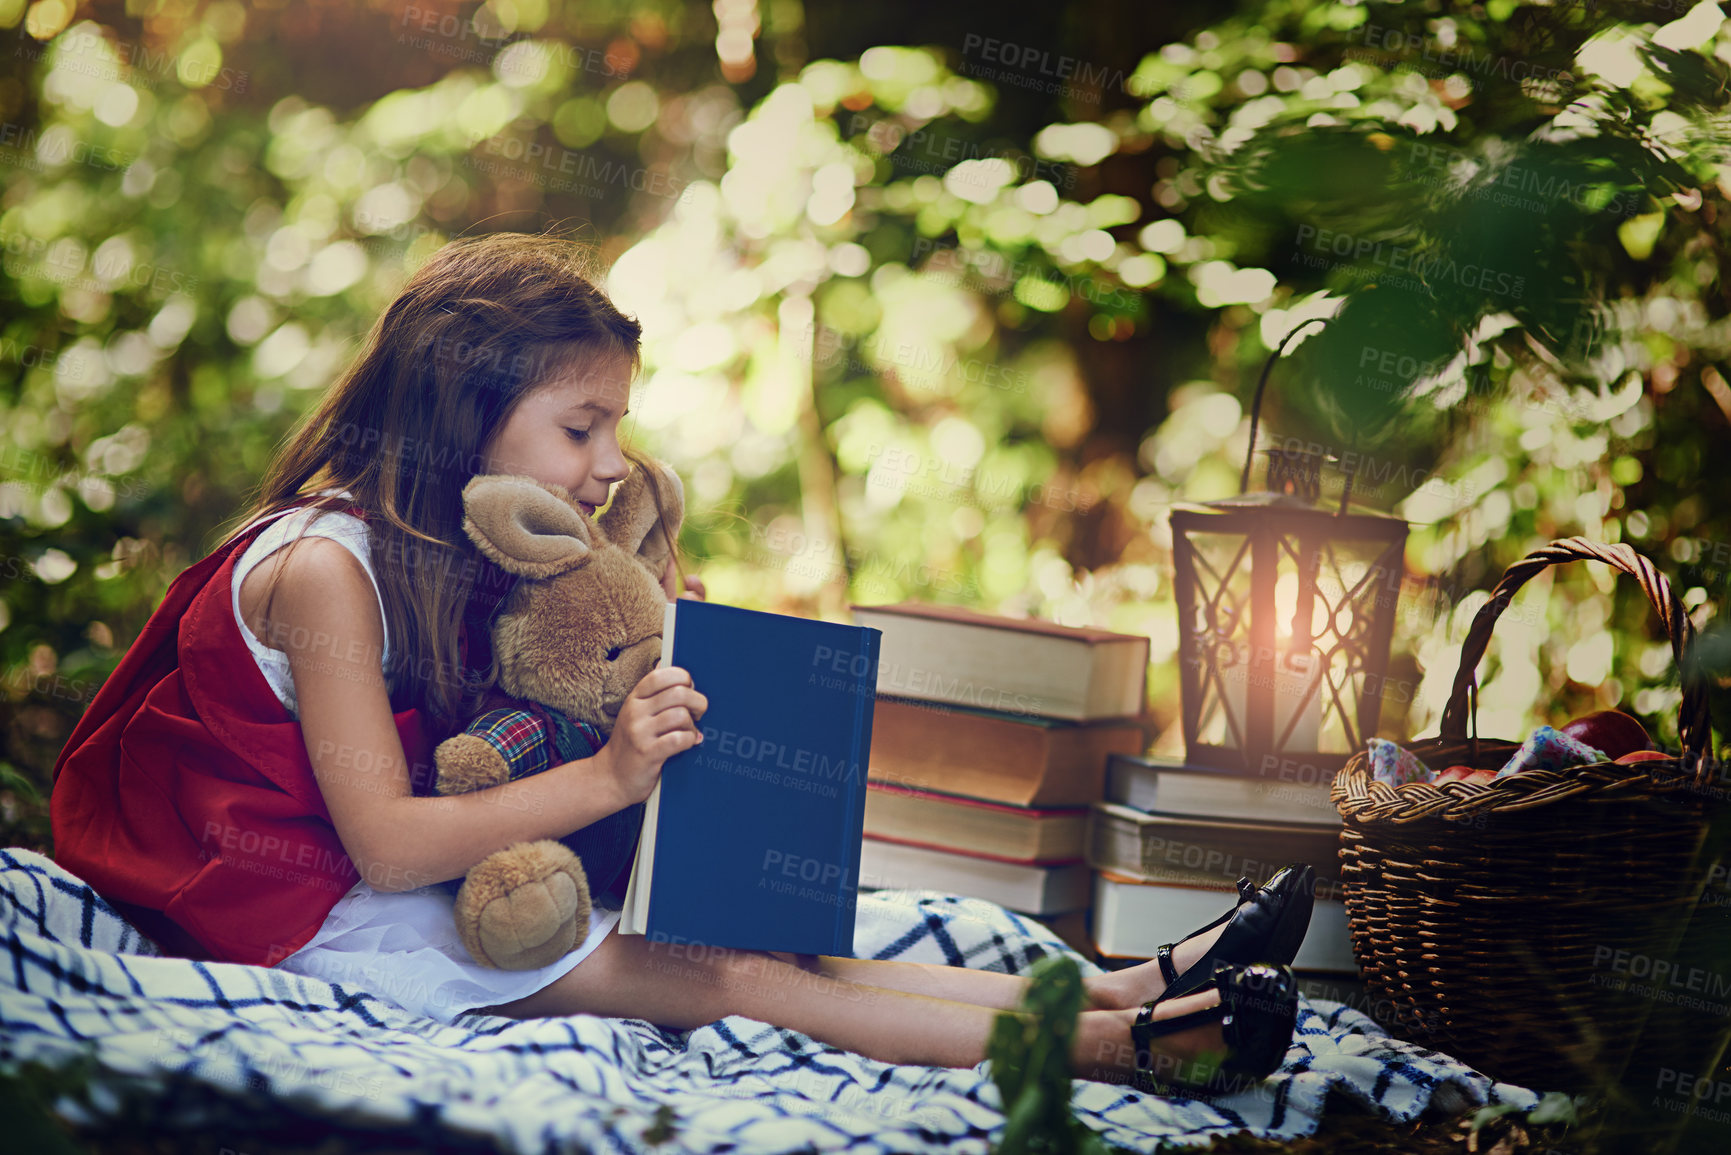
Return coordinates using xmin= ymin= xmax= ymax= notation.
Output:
xmin=1131 ymin=961 xmax=1299 ymax=1099
xmin=1155 ymin=864 xmax=1316 ymax=1002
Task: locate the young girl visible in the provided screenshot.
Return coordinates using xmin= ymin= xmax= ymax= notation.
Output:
xmin=50 ymin=233 xmax=1310 ymax=1096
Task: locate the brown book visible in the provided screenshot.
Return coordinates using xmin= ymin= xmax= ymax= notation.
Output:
xmin=863 ymin=782 xmax=1088 ymax=863
xmin=867 ymin=696 xmax=1148 ymax=807
xmin=850 ymin=601 xmax=1150 ymax=721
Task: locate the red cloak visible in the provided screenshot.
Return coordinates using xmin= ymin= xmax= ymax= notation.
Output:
xmin=50 ymin=500 xmax=456 ymax=967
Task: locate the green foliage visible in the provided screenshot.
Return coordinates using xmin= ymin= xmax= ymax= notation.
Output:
xmin=1 ymin=759 xmax=42 ymax=801
xmin=1471 ymin=1090 xmax=1583 ymax=1132
xmin=1685 ymin=623 xmax=1731 ymax=741
xmin=986 ymin=952 xmax=1111 ymax=1155
xmin=1184 ymin=2 xmax=1719 ymax=454
xmin=640 ymin=1101 xmax=681 ymax=1146
xmin=0 ymin=1050 xmax=102 ymax=1155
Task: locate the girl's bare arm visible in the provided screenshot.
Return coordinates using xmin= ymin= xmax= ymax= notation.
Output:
xmin=265 ymin=538 xmax=701 ymax=891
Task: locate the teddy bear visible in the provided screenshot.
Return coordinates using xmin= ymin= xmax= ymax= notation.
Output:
xmin=430 ymin=456 xmax=684 ymax=970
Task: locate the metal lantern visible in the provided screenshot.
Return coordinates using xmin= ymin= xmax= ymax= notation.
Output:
xmin=1170 ymin=321 xmax=1410 ymax=779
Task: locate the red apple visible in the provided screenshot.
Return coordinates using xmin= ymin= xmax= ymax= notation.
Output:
xmin=1614 ymin=749 xmax=1671 ymax=765
xmin=1462 ymin=769 xmax=1500 ymax=785
xmin=1560 ymin=710 xmax=1653 ymax=760
xmin=1434 ymin=765 xmax=1476 ymax=784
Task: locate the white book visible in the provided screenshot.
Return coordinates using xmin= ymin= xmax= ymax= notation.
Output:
xmin=1106 ymin=755 xmax=1342 ymax=827
xmin=618 ymin=602 xmax=677 ymax=937
xmin=1086 ymin=802 xmax=1345 ymax=892
xmin=857 ymin=837 xmax=1091 ymax=916
xmin=1091 ymin=873 xmax=1357 ymax=974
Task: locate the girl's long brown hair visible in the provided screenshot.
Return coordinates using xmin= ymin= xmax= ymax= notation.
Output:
xmin=223 ymin=232 xmax=662 ymax=732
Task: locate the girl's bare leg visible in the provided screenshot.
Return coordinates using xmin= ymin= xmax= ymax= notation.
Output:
xmin=479 ymin=930 xmax=1232 ymax=1083
xmin=764 ymin=918 xmax=1238 ymax=1015
xmin=760 ymin=889 xmax=1258 ymax=1014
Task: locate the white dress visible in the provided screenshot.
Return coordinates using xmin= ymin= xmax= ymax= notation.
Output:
xmin=233 ymin=497 xmax=621 ymax=1022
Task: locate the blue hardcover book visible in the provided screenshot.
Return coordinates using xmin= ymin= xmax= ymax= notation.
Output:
xmin=619 ymin=600 xmax=881 ymax=955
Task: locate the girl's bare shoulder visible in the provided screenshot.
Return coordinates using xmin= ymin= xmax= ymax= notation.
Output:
xmin=239 ymin=535 xmax=382 ymax=653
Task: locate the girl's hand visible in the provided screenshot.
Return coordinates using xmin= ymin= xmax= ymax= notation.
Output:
xmin=660 ymin=555 xmax=706 ymax=601
xmin=598 ymin=666 xmax=708 ymax=804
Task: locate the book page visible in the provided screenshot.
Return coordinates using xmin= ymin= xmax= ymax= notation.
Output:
xmin=619 ymin=600 xmax=678 ymax=936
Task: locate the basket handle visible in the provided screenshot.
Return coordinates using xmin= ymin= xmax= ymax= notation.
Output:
xmin=1437 ymin=537 xmax=1713 ymax=782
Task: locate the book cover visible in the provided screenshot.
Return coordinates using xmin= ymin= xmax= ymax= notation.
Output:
xmin=850 ymin=602 xmax=1150 ymax=721
xmin=619 ymin=600 xmax=881 ymax=955
xmin=868 ymin=696 xmax=1148 ymax=807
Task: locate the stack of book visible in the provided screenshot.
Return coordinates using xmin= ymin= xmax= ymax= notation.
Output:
xmin=848 ymin=603 xmax=1152 ymax=942
xmin=1085 ymin=753 xmax=1358 ymax=977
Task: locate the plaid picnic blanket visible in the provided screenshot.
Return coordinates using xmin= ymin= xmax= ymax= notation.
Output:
xmin=0 ymin=848 xmax=1539 ymax=1151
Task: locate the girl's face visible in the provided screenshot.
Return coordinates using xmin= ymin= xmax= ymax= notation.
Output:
xmin=480 ymin=349 xmax=634 ymax=517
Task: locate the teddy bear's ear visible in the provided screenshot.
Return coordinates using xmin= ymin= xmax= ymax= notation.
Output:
xmin=598 ymin=456 xmax=685 ymax=574
xmin=461 ymin=475 xmax=595 ymax=579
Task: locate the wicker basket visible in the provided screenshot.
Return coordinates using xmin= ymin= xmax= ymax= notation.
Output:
xmin=1330 ymin=538 xmax=1718 ymax=1092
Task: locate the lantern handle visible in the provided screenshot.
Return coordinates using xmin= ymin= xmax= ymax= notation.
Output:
xmin=1241 ymin=316 xmax=1333 ymax=496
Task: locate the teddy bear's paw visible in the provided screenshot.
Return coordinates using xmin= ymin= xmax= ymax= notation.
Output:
xmin=434 ymin=734 xmax=513 ymax=795
xmin=455 ymin=840 xmax=592 ymax=971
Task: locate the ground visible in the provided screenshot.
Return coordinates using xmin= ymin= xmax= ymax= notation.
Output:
xmin=45 ymin=1100 xmax=1601 ymax=1155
